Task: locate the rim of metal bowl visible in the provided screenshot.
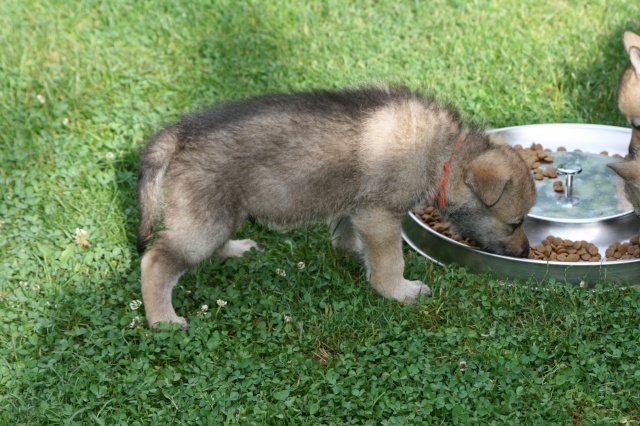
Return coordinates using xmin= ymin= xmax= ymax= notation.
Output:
xmin=405 ymin=210 xmax=640 ymax=266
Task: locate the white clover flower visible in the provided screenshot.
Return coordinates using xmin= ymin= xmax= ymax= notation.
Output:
xmin=459 ymin=360 xmax=467 ymax=372
xmin=284 ymin=315 xmax=292 ymax=323
xmin=297 ymin=261 xmax=305 ymax=270
xmin=74 ymin=228 xmax=89 ymax=247
xmin=36 ymin=94 xmax=46 ymax=103
xmin=19 ymin=281 xmax=27 ymax=288
xmin=129 ymin=299 xmax=142 ymax=310
xmin=105 ymin=152 xmax=115 ymax=160
xmin=216 ymin=299 xmax=227 ymax=307
xmin=201 ymin=304 xmax=209 ymax=313
xmin=276 ymin=268 xmax=286 ymax=277
xmin=129 ymin=316 xmax=141 ymax=328
xmin=32 ymin=284 xmax=41 ymax=292
xmin=62 ymin=117 xmax=70 ymax=126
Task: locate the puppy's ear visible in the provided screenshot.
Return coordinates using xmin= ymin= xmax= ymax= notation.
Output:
xmin=464 ymin=154 xmax=509 ymax=207
xmin=629 ymin=47 xmax=640 ymax=76
xmin=623 ymin=31 xmax=640 ymax=54
xmin=608 ymin=160 xmax=640 ymax=181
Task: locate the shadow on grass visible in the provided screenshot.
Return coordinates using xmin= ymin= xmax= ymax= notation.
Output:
xmin=114 ymin=0 xmax=298 ymax=241
xmin=563 ymin=23 xmax=637 ymax=126
xmin=194 ymin=3 xmax=324 ymax=102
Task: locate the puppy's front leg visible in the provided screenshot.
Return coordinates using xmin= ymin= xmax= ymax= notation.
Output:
xmin=351 ymin=209 xmax=431 ymax=303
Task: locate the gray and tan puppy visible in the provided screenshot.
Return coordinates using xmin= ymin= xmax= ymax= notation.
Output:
xmin=609 ymin=30 xmax=640 ymax=216
xmin=137 ymin=86 xmax=536 ymax=328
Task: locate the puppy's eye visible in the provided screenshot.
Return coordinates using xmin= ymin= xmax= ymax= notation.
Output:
xmin=508 ymin=220 xmax=524 ymax=231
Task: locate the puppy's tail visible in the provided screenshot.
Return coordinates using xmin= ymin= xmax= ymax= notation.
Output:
xmin=136 ymin=125 xmax=180 ymax=254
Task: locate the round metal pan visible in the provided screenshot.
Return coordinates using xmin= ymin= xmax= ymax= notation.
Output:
xmin=401 ymin=124 xmax=640 ymax=285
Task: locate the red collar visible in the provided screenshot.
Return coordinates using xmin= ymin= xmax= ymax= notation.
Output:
xmin=432 ymin=132 xmax=467 ymax=208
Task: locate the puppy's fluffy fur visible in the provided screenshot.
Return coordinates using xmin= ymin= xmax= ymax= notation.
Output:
xmin=137 ymin=86 xmax=535 ymax=328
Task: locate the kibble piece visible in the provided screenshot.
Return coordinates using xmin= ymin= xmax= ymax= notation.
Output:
xmin=567 ymin=254 xmax=580 ymax=262
xmin=587 ymin=244 xmax=599 ymax=255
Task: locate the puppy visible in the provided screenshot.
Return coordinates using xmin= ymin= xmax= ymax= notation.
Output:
xmin=608 ymin=31 xmax=640 ymax=217
xmin=137 ymin=85 xmax=536 ymax=328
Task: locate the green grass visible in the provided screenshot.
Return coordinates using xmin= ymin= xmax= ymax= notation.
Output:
xmin=2 ymin=0 xmax=640 ymax=424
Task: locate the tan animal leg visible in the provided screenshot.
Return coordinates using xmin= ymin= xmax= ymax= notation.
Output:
xmin=351 ymin=209 xmax=431 ymax=302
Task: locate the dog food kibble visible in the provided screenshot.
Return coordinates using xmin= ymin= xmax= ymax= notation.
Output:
xmin=528 ymin=236 xmax=601 ymax=262
xmin=514 ymin=143 xmax=555 ymax=173
xmin=605 ymin=235 xmax=640 ymax=261
xmin=413 ymin=206 xmax=478 ymax=247
xmin=516 ymin=144 xmax=630 ymax=173
xmin=552 ymin=180 xmax=564 ymax=193
xmin=414 ymin=205 xmax=638 ymax=264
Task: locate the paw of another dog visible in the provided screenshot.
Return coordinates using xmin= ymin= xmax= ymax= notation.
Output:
xmin=217 ymin=239 xmax=261 ymax=259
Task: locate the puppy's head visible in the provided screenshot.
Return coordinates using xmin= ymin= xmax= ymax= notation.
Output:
xmin=619 ymin=31 xmax=640 ymax=156
xmin=441 ymin=138 xmax=536 ymax=258
xmin=608 ymin=159 xmax=640 ymax=217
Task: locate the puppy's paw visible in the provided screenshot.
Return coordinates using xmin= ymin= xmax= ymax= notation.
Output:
xmin=394 ymin=279 xmax=431 ymax=303
xmin=217 ymin=239 xmax=261 ymax=259
xmin=148 ymin=314 xmax=189 ymax=331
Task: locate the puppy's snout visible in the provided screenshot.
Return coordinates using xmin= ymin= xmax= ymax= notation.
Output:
xmin=517 ymin=240 xmax=530 ymax=258
xmin=501 ymin=240 xmax=529 ymax=258
xmin=503 ymin=226 xmax=530 ymax=258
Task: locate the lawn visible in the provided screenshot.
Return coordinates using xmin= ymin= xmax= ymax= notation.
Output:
xmin=1 ymin=0 xmax=640 ymax=424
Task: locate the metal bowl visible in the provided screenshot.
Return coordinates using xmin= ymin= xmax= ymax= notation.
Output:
xmin=402 ymin=124 xmax=640 ymax=285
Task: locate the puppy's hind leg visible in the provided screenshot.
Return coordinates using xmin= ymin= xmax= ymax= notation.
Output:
xmin=141 ymin=217 xmax=237 ymax=329
xmin=351 ymin=208 xmax=431 ymax=303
